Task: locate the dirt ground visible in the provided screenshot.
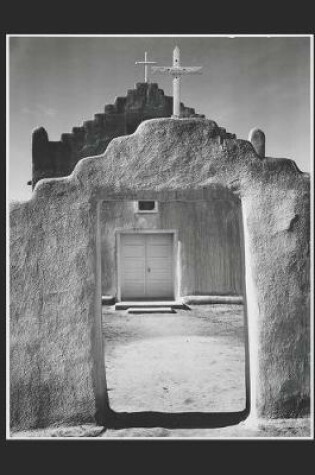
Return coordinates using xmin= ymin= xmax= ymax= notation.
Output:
xmin=103 ymin=304 xmax=246 ymax=413
xmin=10 ymin=304 xmax=311 ymax=439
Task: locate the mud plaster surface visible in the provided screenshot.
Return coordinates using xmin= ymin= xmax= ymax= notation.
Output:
xmin=10 ymin=417 xmax=311 ymax=439
xmin=103 ymin=304 xmax=246 ymax=413
xmin=10 ymin=118 xmax=310 ymax=428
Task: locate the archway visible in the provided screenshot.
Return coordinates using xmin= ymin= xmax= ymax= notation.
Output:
xmin=96 ymin=187 xmax=250 ymax=428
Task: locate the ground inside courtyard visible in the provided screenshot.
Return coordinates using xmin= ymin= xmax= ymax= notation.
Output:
xmin=103 ymin=304 xmax=246 ymax=414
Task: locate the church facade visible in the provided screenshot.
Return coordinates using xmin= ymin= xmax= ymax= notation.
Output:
xmin=100 ymin=192 xmax=242 ymax=302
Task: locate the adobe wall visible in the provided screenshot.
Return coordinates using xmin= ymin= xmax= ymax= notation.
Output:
xmin=10 ymin=195 xmax=106 ymax=429
xmin=31 ymin=82 xmax=205 ymax=188
xmin=100 ymin=195 xmax=242 ymax=298
xmin=242 ymin=172 xmax=310 ymax=417
xmin=10 ymin=118 xmax=310 ymax=430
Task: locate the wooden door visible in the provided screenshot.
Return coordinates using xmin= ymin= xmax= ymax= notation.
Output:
xmin=120 ymin=233 xmax=174 ymax=300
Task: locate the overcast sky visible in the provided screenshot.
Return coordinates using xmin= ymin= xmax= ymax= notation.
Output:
xmin=8 ymin=35 xmax=312 ymax=202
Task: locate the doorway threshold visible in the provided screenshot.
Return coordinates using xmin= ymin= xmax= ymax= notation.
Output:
xmin=127 ymin=307 xmax=176 ymax=314
xmin=115 ymin=301 xmax=186 ymax=310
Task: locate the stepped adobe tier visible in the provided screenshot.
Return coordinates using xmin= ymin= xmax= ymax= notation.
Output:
xmin=31 ymin=82 xmax=208 ymax=188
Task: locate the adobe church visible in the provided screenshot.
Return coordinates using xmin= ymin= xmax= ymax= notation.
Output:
xmin=10 ymin=48 xmax=310 ymax=431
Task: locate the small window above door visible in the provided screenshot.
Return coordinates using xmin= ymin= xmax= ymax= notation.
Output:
xmin=135 ymin=201 xmax=158 ymax=214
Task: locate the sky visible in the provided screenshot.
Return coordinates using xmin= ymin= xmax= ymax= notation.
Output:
xmin=8 ymin=35 xmax=312 ymax=202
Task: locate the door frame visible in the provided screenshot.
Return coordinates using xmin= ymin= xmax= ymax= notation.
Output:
xmin=116 ymin=229 xmax=178 ymax=302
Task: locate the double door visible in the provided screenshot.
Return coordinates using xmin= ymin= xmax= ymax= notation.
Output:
xmin=119 ymin=233 xmax=174 ymax=300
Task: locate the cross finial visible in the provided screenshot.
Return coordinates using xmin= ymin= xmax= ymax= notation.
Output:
xmin=135 ymin=51 xmax=157 ymax=83
xmin=152 ymin=47 xmax=202 ymax=117
xmin=174 ymin=45 xmax=180 ymax=66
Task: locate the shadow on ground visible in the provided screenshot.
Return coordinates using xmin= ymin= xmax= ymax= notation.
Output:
xmin=105 ymin=408 xmax=249 ymax=429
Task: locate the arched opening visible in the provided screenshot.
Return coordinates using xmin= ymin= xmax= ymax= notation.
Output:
xmin=94 ymin=187 xmax=250 ymax=428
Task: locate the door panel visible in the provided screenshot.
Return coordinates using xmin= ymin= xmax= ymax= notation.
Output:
xmin=120 ymin=234 xmax=146 ymax=299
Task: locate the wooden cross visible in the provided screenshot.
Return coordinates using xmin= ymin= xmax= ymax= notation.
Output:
xmin=152 ymin=46 xmax=202 ymax=117
xmin=135 ymin=51 xmax=157 ymax=83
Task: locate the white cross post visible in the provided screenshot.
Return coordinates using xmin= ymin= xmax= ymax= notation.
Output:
xmin=135 ymin=51 xmax=157 ymax=83
xmin=152 ymin=46 xmax=202 ymax=118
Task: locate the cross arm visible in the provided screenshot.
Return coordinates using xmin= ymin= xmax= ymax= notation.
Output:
xmin=151 ymin=66 xmax=174 ymax=73
xmin=177 ymin=67 xmax=203 ymax=75
xmin=152 ymin=66 xmax=203 ymax=75
xmin=135 ymin=61 xmax=157 ymax=65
